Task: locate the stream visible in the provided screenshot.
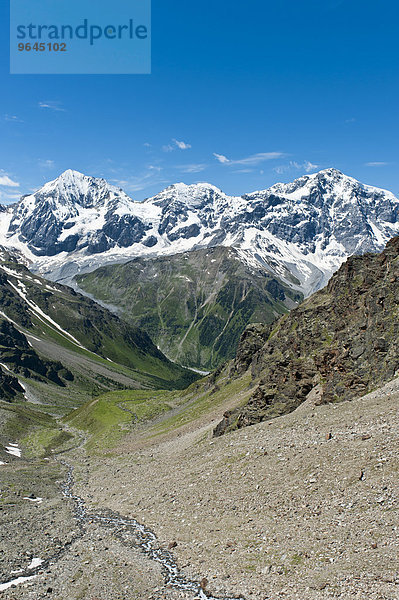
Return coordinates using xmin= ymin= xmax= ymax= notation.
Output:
xmin=1 ymin=460 xmax=245 ymax=600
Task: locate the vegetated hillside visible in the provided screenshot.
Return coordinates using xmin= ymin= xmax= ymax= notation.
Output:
xmin=214 ymin=235 xmax=399 ymax=435
xmin=76 ymin=246 xmax=302 ymax=370
xmin=0 ymin=251 xmax=197 ymax=391
xmin=0 ymin=317 xmax=73 ymax=401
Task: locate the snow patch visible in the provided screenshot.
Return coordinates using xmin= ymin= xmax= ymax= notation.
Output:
xmin=27 ymin=558 xmax=43 ymax=569
xmin=5 ymin=443 xmax=21 ymax=457
xmin=0 ymin=575 xmax=37 ymax=591
xmin=23 ymin=496 xmax=43 ymax=504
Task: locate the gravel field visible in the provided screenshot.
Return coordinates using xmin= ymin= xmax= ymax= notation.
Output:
xmin=1 ymin=377 xmax=398 ymax=600
xmin=80 ymin=377 xmax=399 ymax=600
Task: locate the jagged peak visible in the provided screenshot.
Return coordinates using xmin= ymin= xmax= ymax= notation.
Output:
xmin=312 ymin=167 xmax=345 ymax=178
xmin=42 ymin=169 xmax=104 ymax=191
xmin=156 ymin=181 xmax=224 ymax=195
xmin=58 ymin=168 xmax=87 ymax=179
xmin=147 ymin=181 xmax=229 ymax=208
xmin=21 ymin=169 xmax=134 ymax=210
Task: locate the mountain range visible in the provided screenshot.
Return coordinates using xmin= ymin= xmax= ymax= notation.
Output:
xmin=1 ymin=169 xmax=399 ymax=600
xmin=1 ymin=168 xmax=398 ymax=297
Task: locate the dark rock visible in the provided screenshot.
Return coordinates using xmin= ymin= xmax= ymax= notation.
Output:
xmin=142 ymin=235 xmax=158 ymax=247
xmin=200 ymin=577 xmax=208 ymax=590
xmin=168 ymin=223 xmax=201 ymax=242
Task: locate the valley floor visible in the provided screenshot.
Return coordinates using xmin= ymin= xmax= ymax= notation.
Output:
xmin=1 ymin=377 xmax=399 ymax=600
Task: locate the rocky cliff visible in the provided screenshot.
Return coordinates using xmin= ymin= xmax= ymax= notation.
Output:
xmin=214 ymin=235 xmax=399 ymax=435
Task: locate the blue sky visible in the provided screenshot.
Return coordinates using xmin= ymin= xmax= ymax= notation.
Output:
xmin=0 ymin=0 xmax=398 ymax=203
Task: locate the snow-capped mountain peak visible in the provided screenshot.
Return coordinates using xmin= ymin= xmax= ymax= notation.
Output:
xmin=0 ymin=168 xmax=398 ymax=296
xmin=35 ymin=169 xmax=130 ymax=209
xmin=148 ymin=181 xmax=231 ymax=209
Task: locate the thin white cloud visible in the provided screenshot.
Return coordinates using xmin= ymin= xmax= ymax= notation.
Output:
xmin=0 ymin=190 xmax=21 ymax=204
xmin=274 ymin=160 xmax=319 ymax=175
xmin=365 ymin=161 xmax=390 ymax=167
xmin=4 ymin=114 xmax=23 ymax=123
xmin=0 ymin=173 xmax=19 ymax=187
xmin=111 ymin=166 xmax=166 ymax=193
xmin=345 ymin=117 xmax=356 ymax=123
xmin=303 ymin=160 xmax=319 ymax=172
xmin=163 ymin=139 xmax=192 ymax=152
xmin=178 ymin=163 xmax=207 ymax=173
xmin=38 ymin=101 xmax=66 ymax=112
xmin=38 ymin=159 xmax=55 ymax=169
xmin=214 ymin=152 xmax=286 ymax=166
xmin=173 ymin=139 xmax=191 ymax=150
xmin=213 ymin=153 xmax=230 ymax=164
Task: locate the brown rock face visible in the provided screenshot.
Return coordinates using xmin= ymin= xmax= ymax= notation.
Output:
xmin=214 ymin=235 xmax=399 ymax=435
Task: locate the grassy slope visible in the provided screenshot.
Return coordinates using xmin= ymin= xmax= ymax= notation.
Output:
xmin=0 ymin=400 xmax=74 ymax=459
xmin=0 ymin=254 xmax=197 ymax=391
xmin=65 ymin=370 xmax=253 ymax=454
xmin=77 ymin=246 xmax=302 ymax=370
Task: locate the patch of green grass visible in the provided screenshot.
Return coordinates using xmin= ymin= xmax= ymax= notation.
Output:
xmin=0 ymin=400 xmax=73 ymax=458
xmin=65 ymin=389 xmax=177 ymax=452
xmin=65 ymin=371 xmax=254 ymax=453
xmin=149 ymin=372 xmax=253 ymax=437
xmin=291 ymin=553 xmax=304 ymax=566
xmin=23 ymin=427 xmax=73 ymax=458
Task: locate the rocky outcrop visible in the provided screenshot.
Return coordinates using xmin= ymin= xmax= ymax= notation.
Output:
xmin=0 ymin=366 xmax=24 ymax=401
xmin=214 ymin=235 xmax=399 ymax=435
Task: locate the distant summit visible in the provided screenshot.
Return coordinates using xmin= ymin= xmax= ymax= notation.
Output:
xmin=0 ymin=169 xmax=398 ymax=295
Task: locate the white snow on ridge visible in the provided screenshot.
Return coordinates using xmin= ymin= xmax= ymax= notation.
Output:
xmin=0 ymin=168 xmax=398 ymax=297
xmin=7 ymin=279 xmax=88 ymax=350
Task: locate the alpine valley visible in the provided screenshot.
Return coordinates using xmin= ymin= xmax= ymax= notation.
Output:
xmin=1 ymin=168 xmax=399 ymax=600
xmin=0 ymin=167 xmax=398 ymax=369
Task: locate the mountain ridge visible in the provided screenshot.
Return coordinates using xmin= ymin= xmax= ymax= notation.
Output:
xmin=1 ymin=168 xmax=398 ymax=296
xmin=0 ymin=250 xmax=197 ymax=397
xmin=76 ymin=246 xmax=302 ymax=370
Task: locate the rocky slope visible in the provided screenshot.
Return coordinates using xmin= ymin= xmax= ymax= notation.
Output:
xmin=73 ymin=376 xmax=398 ymax=600
xmin=0 ymin=251 xmax=197 ymax=392
xmin=76 ymin=246 xmax=302 ymax=370
xmin=0 ymin=169 xmax=398 ymax=296
xmin=214 ymin=235 xmax=399 ymax=435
